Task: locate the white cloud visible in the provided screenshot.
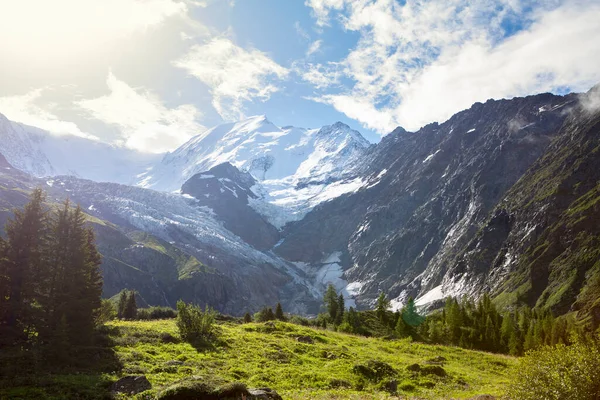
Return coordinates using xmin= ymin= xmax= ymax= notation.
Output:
xmin=77 ymin=72 xmax=204 ymax=153
xmin=173 ymin=38 xmax=289 ymax=120
xmin=306 ymin=40 xmax=323 ymax=57
xmin=305 ymin=0 xmax=346 ymax=27
xmin=304 ymin=0 xmax=600 ymax=133
xmin=295 ymin=21 xmax=311 ymax=41
xmin=298 ymin=62 xmax=341 ymax=90
xmin=0 ymin=89 xmax=98 ymax=140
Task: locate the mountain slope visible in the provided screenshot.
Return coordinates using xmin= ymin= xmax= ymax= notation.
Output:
xmin=441 ymin=85 xmax=600 ymax=325
xmin=275 ymin=92 xmax=578 ymax=309
xmin=0 ymin=113 xmax=160 ymax=184
xmin=139 ymin=116 xmax=370 ymax=227
xmin=0 ymin=163 xmax=321 ymax=315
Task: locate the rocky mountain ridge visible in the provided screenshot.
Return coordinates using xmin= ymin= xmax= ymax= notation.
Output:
xmin=1 ymin=86 xmax=599 ymax=319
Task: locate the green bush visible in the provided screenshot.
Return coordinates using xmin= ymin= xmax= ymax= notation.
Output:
xmin=506 ymin=337 xmax=600 ymax=400
xmin=136 ymin=306 xmax=177 ymax=320
xmin=176 ymin=300 xmax=216 ymax=343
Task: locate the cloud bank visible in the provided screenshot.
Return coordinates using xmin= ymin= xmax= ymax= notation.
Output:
xmin=304 ymin=0 xmax=600 ymax=133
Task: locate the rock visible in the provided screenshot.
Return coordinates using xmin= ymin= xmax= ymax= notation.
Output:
xmin=381 ymin=379 xmax=398 ymax=394
xmin=248 ymin=387 xmax=283 ymax=399
xmin=426 ymin=356 xmax=447 ymax=365
xmin=296 ymin=335 xmax=314 ymax=344
xmin=420 ymin=365 xmax=447 ymax=377
xmin=353 ymin=360 xmax=396 ymax=382
xmin=111 ymin=375 xmax=152 ymax=395
xmin=406 ymin=363 xmax=421 ymax=372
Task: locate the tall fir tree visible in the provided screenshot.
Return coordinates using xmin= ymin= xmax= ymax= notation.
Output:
xmin=375 ymin=292 xmax=390 ymax=323
xmin=117 ymin=290 xmax=128 ymax=319
xmin=335 ymin=294 xmax=345 ymax=325
xmin=275 ymin=302 xmax=285 ymax=321
xmin=124 ymin=291 xmax=137 ymax=320
xmin=324 ymin=283 xmax=339 ymax=322
xmin=0 ymin=188 xmax=49 ymax=341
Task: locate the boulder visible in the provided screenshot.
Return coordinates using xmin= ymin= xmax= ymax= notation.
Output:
xmin=296 ymin=335 xmax=314 ymax=344
xmin=248 ymin=388 xmax=283 ymax=399
xmin=111 ymin=375 xmax=152 ymax=395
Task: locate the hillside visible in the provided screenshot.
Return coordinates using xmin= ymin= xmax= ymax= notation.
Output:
xmin=0 ymin=319 xmax=515 ymax=399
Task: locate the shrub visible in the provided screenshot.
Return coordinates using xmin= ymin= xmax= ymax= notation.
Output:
xmin=505 ymin=337 xmax=600 ymax=400
xmin=176 ymin=300 xmax=217 ymax=343
xmin=136 ymin=306 xmax=177 ymax=320
xmin=254 ymin=307 xmax=275 ymax=322
xmin=288 ymin=315 xmax=311 ymax=326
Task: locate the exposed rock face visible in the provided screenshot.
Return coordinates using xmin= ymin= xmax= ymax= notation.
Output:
xmin=443 ymin=85 xmax=600 ymax=318
xmin=277 ymin=92 xmax=578 ymax=308
xmin=181 ymin=162 xmax=280 ymax=251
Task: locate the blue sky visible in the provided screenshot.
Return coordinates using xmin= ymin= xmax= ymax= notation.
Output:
xmin=0 ymin=0 xmax=599 ymax=152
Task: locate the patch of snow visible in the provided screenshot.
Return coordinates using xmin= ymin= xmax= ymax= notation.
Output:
xmin=467 ymin=128 xmax=476 ymax=133
xmin=415 ymin=285 xmax=444 ymax=307
xmin=423 ymin=149 xmax=441 ymax=163
xmin=88 ymin=204 xmax=96 ymax=211
xmin=197 ymin=174 xmax=215 ymax=179
xmin=46 ymin=180 xmax=54 ymax=187
xmin=345 ymin=281 xmax=364 ymax=296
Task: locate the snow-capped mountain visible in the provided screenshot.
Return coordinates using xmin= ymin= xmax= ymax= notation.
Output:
xmin=138 ymin=115 xmax=371 ymax=227
xmin=0 ymin=113 xmax=160 ymax=184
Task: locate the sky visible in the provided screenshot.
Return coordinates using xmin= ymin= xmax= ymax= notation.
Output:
xmin=0 ymin=0 xmax=599 ymax=153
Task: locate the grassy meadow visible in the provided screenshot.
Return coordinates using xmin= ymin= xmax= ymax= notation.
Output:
xmin=1 ymin=318 xmax=516 ymax=399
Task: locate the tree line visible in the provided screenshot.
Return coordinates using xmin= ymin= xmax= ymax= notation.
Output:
xmin=0 ymin=189 xmax=102 ymax=352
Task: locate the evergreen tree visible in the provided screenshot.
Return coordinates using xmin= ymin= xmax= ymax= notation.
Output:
xmin=335 ymin=294 xmax=345 ymax=325
xmin=344 ymin=306 xmax=360 ymax=333
xmin=275 ymin=302 xmax=285 ymax=321
xmin=117 ymin=290 xmax=128 ymax=319
xmin=395 ymin=309 xmax=411 ymax=338
xmin=123 ymin=291 xmax=137 ymax=320
xmin=243 ymin=312 xmax=252 ymax=323
xmin=445 ymin=298 xmax=463 ymax=344
xmin=375 ymin=292 xmax=390 ymax=323
xmin=402 ymin=297 xmax=424 ymax=328
xmin=265 ymin=307 xmax=275 ymax=321
xmin=500 ymin=313 xmax=516 ymax=352
xmin=0 ymin=189 xmax=49 ymax=340
xmin=324 ymin=283 xmax=339 ymax=322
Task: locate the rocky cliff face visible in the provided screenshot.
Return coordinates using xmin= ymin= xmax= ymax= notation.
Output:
xmin=277 ymin=92 xmax=579 ymax=309
xmin=441 ymin=85 xmax=600 ymax=323
xmin=181 ymin=162 xmax=280 ymax=251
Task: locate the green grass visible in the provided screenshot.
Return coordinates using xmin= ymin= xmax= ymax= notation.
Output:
xmin=0 ymin=319 xmax=516 ymax=399
xmin=113 ymin=319 xmax=513 ymax=399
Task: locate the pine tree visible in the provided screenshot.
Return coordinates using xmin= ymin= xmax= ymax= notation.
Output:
xmin=376 ymin=292 xmax=390 ymax=323
xmin=243 ymin=312 xmax=252 ymax=323
xmin=0 ymin=188 xmax=49 ymax=340
xmin=117 ymin=291 xmax=128 ymax=319
xmin=324 ymin=284 xmax=338 ymax=322
xmin=335 ymin=294 xmax=345 ymax=325
xmin=402 ymin=297 xmax=424 ymax=328
xmin=124 ymin=291 xmax=137 ymax=320
xmin=265 ymin=307 xmax=275 ymax=321
xmin=344 ymin=306 xmax=360 ymax=333
xmin=500 ymin=313 xmax=516 ymax=352
xmin=395 ymin=309 xmax=411 ymax=338
xmin=275 ymin=302 xmax=285 ymax=321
